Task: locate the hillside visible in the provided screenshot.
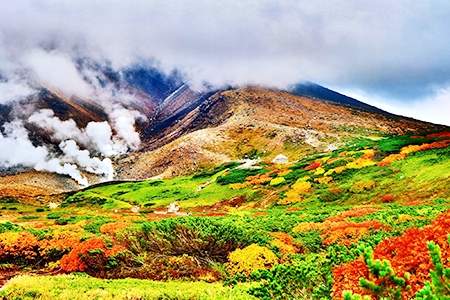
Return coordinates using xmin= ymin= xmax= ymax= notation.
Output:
xmin=0 ymin=128 xmax=449 ymax=299
xmin=117 ymin=87 xmax=445 ymax=179
xmin=1 ymin=84 xmax=447 ymax=203
xmin=0 ymin=82 xmax=449 ymax=299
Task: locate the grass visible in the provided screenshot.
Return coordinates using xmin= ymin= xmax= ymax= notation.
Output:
xmin=66 ymin=176 xmax=255 ymax=209
xmin=0 ymin=274 xmax=256 ymax=300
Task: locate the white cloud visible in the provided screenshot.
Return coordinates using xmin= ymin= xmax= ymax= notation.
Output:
xmin=0 ymin=1 xmax=449 ymax=92
xmin=0 ymin=1 xmax=448 ymax=125
xmin=0 ymin=79 xmax=36 ymax=104
xmin=22 ymin=49 xmax=92 ymax=97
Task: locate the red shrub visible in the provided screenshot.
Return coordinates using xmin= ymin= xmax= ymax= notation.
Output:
xmin=305 ymin=161 xmax=322 ymax=170
xmin=332 ymin=210 xmax=450 ymax=299
xmin=381 ymin=194 xmax=395 ymax=203
xmin=426 ymin=131 xmax=450 ymax=139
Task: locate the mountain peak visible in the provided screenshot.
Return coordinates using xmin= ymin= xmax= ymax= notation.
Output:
xmin=289 ymin=82 xmax=388 ymax=115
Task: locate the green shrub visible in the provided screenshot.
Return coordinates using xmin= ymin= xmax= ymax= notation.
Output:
xmin=248 ymin=254 xmax=333 ymax=299
xmin=120 ymin=217 xmax=268 ymax=265
xmin=217 ymin=168 xmax=266 ymax=185
xmin=84 ymin=217 xmax=114 ymax=234
xmin=193 ymin=162 xmax=240 ymax=179
xmin=0 ymin=222 xmax=21 ymax=233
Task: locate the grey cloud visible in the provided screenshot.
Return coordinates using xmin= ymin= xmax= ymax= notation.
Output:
xmin=0 ymin=0 xmax=449 ymax=113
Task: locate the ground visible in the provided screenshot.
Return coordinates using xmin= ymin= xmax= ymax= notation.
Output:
xmin=0 ymin=131 xmax=449 ymax=299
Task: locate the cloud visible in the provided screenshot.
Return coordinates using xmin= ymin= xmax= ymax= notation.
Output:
xmin=0 ymin=1 xmax=449 ymax=90
xmin=22 ymin=49 xmax=93 ymax=97
xmin=0 ymin=79 xmax=36 ymax=104
xmin=0 ymin=1 xmax=448 ymax=121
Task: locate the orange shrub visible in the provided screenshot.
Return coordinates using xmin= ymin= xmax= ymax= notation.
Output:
xmin=60 ymin=238 xmax=124 ymax=273
xmin=270 ymin=232 xmax=299 ymax=256
xmin=378 ymin=153 xmax=406 ymax=166
xmin=378 ymin=139 xmax=450 ymax=166
xmin=381 ymin=194 xmax=395 ymax=203
xmin=100 ymin=222 xmax=130 ymax=236
xmin=246 ymin=173 xmax=272 ymax=185
xmin=332 ymin=210 xmax=450 ymax=299
xmin=39 ymin=231 xmax=81 ymax=259
xmin=321 ymin=220 xmax=387 ymax=246
xmin=0 ymin=231 xmax=39 ymax=262
xmin=325 ymin=206 xmax=379 ymax=222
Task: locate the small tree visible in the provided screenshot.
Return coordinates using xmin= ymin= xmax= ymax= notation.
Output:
xmin=415 ymin=237 xmax=450 ymax=299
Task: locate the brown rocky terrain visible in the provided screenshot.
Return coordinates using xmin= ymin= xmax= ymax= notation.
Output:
xmin=116 ymin=87 xmax=446 ymax=179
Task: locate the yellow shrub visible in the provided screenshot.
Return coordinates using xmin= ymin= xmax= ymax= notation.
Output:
xmin=346 ymin=158 xmax=375 ymax=169
xmin=315 ymin=176 xmax=333 ymax=184
xmin=229 ymin=183 xmax=249 ymax=190
xmin=226 ymin=244 xmax=278 ymax=276
xmin=292 ymin=222 xmax=323 ymax=233
xmin=291 ymin=180 xmax=311 ymax=194
xmin=397 ymin=214 xmax=416 ymax=223
xmin=314 ymin=167 xmax=325 ymax=175
xmin=350 ymin=180 xmax=376 ymax=193
xmin=278 ymin=192 xmax=303 ymax=205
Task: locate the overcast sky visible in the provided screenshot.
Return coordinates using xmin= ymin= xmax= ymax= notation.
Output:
xmin=0 ymin=0 xmax=449 ymax=125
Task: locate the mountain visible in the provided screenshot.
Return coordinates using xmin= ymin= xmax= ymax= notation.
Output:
xmin=290 ymin=82 xmax=388 ymax=114
xmin=0 ymin=67 xmax=447 ymax=202
xmin=116 ymin=87 xmax=445 ymax=180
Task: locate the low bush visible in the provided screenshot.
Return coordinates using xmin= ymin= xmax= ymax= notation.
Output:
xmin=217 ymin=169 xmax=266 ymax=185
xmin=227 ymin=244 xmax=278 ymax=276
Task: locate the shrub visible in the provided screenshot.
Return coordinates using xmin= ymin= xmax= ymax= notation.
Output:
xmin=416 ymin=238 xmax=450 ymax=299
xmin=0 ymin=231 xmax=39 ymax=264
xmin=83 ymin=217 xmax=113 ymax=234
xmin=269 ymin=177 xmax=285 ymax=186
xmin=217 ymin=168 xmax=266 ymax=185
xmin=0 ymin=222 xmax=20 ymax=234
xmin=248 ymin=254 xmax=333 ymax=299
xmin=381 ymin=194 xmax=395 ymax=203
xmin=100 ymin=222 xmax=130 ymax=236
xmin=60 ymin=238 xmax=124 ymax=276
xmin=226 ymin=244 xmax=278 ymax=276
xmin=333 ymin=210 xmax=450 ymax=299
xmin=120 ymin=217 xmax=267 ymax=266
xmin=39 ymin=231 xmax=82 ymax=261
xmin=111 ymin=253 xmax=221 ymax=281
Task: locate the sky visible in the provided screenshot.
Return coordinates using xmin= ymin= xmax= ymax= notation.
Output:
xmin=0 ymin=0 xmax=449 ymax=125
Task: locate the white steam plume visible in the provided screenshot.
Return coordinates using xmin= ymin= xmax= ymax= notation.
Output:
xmin=28 ymin=109 xmax=88 ymax=144
xmin=59 ymin=140 xmax=114 ymax=181
xmin=0 ymin=121 xmax=88 ymax=185
xmin=28 ymin=109 xmax=140 ymax=156
xmin=108 ymin=104 xmax=145 ymax=150
xmin=85 ymin=121 xmax=127 ymax=156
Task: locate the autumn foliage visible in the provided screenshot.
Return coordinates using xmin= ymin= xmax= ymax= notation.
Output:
xmin=332 ymin=210 xmax=450 ymax=299
xmin=60 ymin=238 xmax=124 ymax=273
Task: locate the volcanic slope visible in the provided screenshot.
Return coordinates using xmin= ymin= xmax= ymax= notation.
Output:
xmin=117 ymin=87 xmax=446 ymax=179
